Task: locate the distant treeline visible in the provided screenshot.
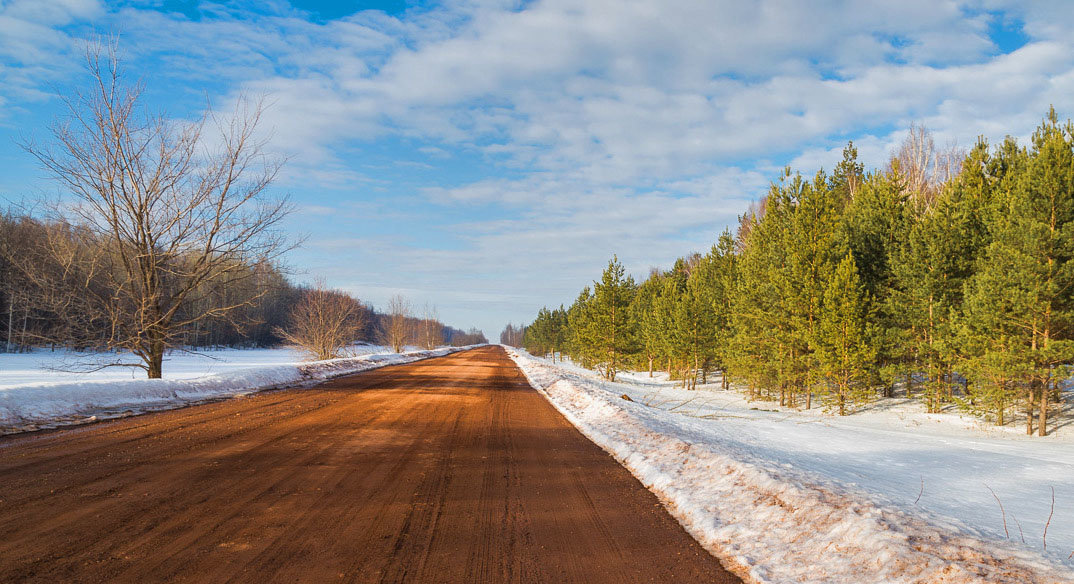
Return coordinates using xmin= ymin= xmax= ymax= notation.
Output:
xmin=522 ymin=110 xmax=1074 ymax=436
xmin=0 ymin=212 xmax=484 ymax=352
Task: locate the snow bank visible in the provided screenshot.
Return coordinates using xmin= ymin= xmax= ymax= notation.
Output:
xmin=505 ymin=348 xmax=1074 ymax=584
xmin=0 ymin=347 xmax=469 ymax=434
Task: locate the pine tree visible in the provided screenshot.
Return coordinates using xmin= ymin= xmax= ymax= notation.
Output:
xmin=566 ymin=286 xmax=594 ymax=368
xmin=960 ymin=253 xmax=1031 ymax=426
xmin=891 ymin=177 xmax=983 ymax=413
xmin=631 ymin=273 xmax=665 ymax=376
xmin=830 ymin=141 xmax=865 ymax=204
xmin=577 ymin=256 xmax=637 ymax=381
xmin=689 ymin=230 xmax=737 ymax=387
xmin=784 ymin=171 xmax=843 ymax=408
xmin=655 ymin=273 xmax=688 ymax=384
xmin=842 ymin=171 xmax=912 ymax=396
xmin=524 ymin=307 xmax=555 ymax=357
xmin=550 ymin=305 xmax=568 ymax=362
xmin=814 ymin=254 xmax=878 ymax=415
xmin=730 ymin=189 xmax=792 ymax=401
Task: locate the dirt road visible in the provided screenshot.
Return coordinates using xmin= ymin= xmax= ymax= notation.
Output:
xmin=0 ymin=346 xmax=740 ymax=583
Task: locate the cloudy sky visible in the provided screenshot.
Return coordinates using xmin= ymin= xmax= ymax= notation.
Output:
xmin=2 ymin=0 xmax=1073 ymax=337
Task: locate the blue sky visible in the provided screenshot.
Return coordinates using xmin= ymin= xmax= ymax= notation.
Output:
xmin=2 ymin=1 xmax=1074 ymax=338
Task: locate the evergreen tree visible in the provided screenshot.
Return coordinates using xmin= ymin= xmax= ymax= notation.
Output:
xmin=550 ymin=305 xmax=568 ymax=362
xmin=524 ymin=307 xmax=555 ymax=357
xmin=830 ymin=141 xmax=865 ymax=204
xmin=785 ymin=171 xmax=843 ymax=408
xmin=842 ymin=171 xmax=912 ymax=396
xmin=655 ymin=260 xmax=712 ymax=389
xmin=814 ymin=254 xmax=878 ymax=415
xmin=631 ymin=273 xmax=665 ymax=376
xmin=729 ymin=188 xmax=792 ymax=401
xmin=890 ymin=179 xmax=983 ymax=412
xmin=576 ymin=256 xmax=636 ymax=381
xmin=959 ymin=251 xmax=1031 ymax=426
xmin=690 ymin=230 xmax=737 ymax=388
xmin=566 ymin=286 xmax=594 ymax=368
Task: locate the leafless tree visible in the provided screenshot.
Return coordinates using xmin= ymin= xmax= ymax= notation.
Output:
xmin=934 ymin=142 xmax=966 ymax=186
xmin=449 ymin=327 xmax=488 ymax=346
xmin=383 ymin=294 xmax=412 ymax=352
xmin=894 ymin=123 xmax=936 ymax=201
xmin=499 ymin=323 xmax=525 ymax=347
xmin=277 ymin=281 xmax=364 ymax=361
xmin=418 ymin=303 xmax=443 ymax=350
xmin=20 ymin=40 xmax=292 ymax=377
xmin=891 ymin=123 xmax=965 ymax=209
xmin=0 ymin=212 xmax=101 ymax=352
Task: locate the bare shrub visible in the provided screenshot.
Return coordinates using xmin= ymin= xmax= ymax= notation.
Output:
xmin=418 ymin=303 xmax=443 ymax=350
xmin=277 ymin=282 xmax=365 ymax=361
xmin=383 ymin=294 xmax=412 ymax=352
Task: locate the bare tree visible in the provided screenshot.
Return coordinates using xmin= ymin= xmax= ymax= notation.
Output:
xmin=891 ymin=123 xmax=964 ymax=209
xmin=499 ymin=323 xmax=525 ymax=347
xmin=894 ymin=123 xmax=936 ymax=202
xmin=449 ymin=327 xmax=488 ymax=346
xmin=21 ymin=40 xmax=292 ymax=377
xmin=934 ymin=142 xmax=966 ymax=186
xmin=419 ymin=303 xmax=443 ymax=350
xmin=383 ymin=294 xmax=412 ymax=352
xmin=277 ymin=281 xmax=364 ymax=361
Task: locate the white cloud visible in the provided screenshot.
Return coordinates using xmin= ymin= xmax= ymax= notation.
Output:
xmin=6 ymin=0 xmax=1074 ymax=334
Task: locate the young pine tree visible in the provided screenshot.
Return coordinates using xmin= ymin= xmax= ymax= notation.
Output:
xmin=730 ymin=192 xmax=792 ymax=401
xmin=566 ymin=287 xmax=594 ymax=368
xmin=580 ymin=256 xmax=637 ymax=381
xmin=630 ymin=273 xmax=665 ymax=376
xmin=688 ymin=230 xmax=737 ymax=387
xmin=814 ymin=254 xmax=878 ymax=415
xmin=784 ymin=171 xmax=843 ymax=408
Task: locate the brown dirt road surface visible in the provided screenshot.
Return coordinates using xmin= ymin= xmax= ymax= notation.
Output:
xmin=0 ymin=346 xmax=741 ymax=583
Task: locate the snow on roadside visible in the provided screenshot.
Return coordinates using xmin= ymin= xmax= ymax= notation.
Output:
xmin=505 ymin=347 xmax=1074 ymax=584
xmin=0 ymin=346 xmax=470 ymax=434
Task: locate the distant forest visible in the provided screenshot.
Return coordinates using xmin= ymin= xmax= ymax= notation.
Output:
xmin=516 ymin=110 xmax=1074 ymax=437
xmin=0 ymin=212 xmax=486 ymax=352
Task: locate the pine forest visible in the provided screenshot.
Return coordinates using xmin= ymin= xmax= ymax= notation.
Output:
xmin=519 ymin=110 xmax=1074 ymax=437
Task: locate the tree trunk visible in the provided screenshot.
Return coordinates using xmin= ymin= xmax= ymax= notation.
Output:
xmin=1026 ymin=384 xmax=1036 ymax=435
xmin=1038 ymin=378 xmax=1049 ymax=437
xmin=147 ymin=326 xmax=166 ymax=379
xmin=839 ymin=382 xmax=846 ymax=416
xmin=997 ymin=394 xmax=1005 ymax=427
xmin=148 ymin=350 xmax=164 ymax=379
xmin=21 ymin=306 xmax=29 ymax=352
xmin=5 ymin=294 xmax=13 ymax=353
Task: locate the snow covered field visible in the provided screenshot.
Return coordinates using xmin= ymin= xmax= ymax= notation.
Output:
xmin=506 ymin=348 xmax=1074 ymax=584
xmin=0 ymin=345 xmax=466 ymax=434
